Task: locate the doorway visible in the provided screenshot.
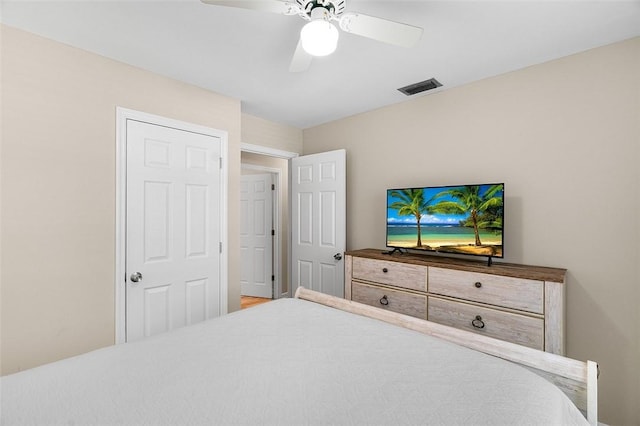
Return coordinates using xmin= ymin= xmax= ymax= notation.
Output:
xmin=240 ymin=144 xmax=298 ymax=299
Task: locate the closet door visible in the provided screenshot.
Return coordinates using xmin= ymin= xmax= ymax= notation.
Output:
xmin=126 ymin=119 xmax=222 ymax=341
xmin=240 ymin=173 xmax=274 ymax=298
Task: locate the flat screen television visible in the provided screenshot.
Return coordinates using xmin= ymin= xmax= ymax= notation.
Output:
xmin=386 ymin=183 xmax=504 ymax=259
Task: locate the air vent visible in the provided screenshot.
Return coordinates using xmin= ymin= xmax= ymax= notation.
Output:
xmin=398 ymin=78 xmax=442 ymax=96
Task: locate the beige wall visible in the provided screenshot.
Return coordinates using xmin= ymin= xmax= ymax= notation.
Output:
xmin=241 ymin=113 xmax=303 ymax=154
xmin=0 ymin=25 xmax=243 ymax=373
xmin=241 ymin=152 xmax=290 ymax=295
xmin=303 ymin=38 xmax=640 ymax=425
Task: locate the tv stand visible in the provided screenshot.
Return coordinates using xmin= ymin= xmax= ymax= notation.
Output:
xmin=381 ymin=247 xmax=407 ymax=255
xmin=344 ymin=248 xmax=567 ymax=355
xmin=487 ymin=256 xmax=493 ymax=267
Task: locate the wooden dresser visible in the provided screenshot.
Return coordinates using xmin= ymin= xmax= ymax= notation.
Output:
xmin=345 ymin=249 xmax=566 ymax=355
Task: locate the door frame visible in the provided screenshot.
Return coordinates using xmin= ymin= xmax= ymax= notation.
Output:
xmin=240 ymin=143 xmax=298 ymax=298
xmin=115 ymin=107 xmax=229 ymax=344
xmin=241 ymin=166 xmax=280 ymax=298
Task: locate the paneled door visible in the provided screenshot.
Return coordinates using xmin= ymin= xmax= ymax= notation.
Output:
xmin=291 ymin=149 xmax=346 ymax=297
xmin=240 ymin=173 xmax=274 ymax=298
xmin=126 ymin=119 xmax=221 ymax=342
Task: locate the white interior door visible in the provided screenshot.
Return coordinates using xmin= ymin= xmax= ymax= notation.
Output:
xmin=291 ymin=149 xmax=346 ymax=297
xmin=240 ymin=173 xmax=274 ymax=298
xmin=126 ymin=119 xmax=221 ymax=342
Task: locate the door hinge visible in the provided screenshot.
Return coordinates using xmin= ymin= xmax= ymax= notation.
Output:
xmin=272 ymin=275 xmax=275 ymax=281
xmin=219 ymin=242 xmax=223 ymax=253
xmin=271 ymin=183 xmax=275 ymax=190
xmin=271 ymin=229 xmax=275 ymax=236
xmin=219 ymin=157 xmax=223 ymax=169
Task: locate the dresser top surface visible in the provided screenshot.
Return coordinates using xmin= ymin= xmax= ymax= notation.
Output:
xmin=346 ymin=249 xmax=566 ymax=283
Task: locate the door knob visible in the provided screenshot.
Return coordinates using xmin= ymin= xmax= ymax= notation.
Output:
xmin=130 ymin=272 xmax=143 ymax=283
xmin=333 ymin=253 xmax=343 ymax=261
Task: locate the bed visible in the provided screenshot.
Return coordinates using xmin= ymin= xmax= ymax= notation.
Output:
xmin=1 ymin=287 xmax=597 ymax=425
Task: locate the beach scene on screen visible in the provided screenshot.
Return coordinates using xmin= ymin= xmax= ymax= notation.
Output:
xmin=387 ymin=184 xmax=504 ymax=257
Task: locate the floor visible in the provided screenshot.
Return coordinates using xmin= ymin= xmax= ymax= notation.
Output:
xmin=240 ymin=296 xmax=272 ymax=310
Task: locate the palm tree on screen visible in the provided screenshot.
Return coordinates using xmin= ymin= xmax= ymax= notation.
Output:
xmin=388 ymin=188 xmax=430 ymax=247
xmin=428 ymin=184 xmax=503 ymax=246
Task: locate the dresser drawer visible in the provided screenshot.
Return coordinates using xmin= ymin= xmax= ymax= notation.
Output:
xmin=352 ymin=282 xmax=427 ymax=320
xmin=352 ymin=257 xmax=427 ymax=292
xmin=428 ymin=296 xmax=544 ymax=350
xmin=428 ymin=267 xmax=543 ymax=314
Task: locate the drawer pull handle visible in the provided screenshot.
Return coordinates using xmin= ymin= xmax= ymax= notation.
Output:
xmin=379 ymin=295 xmax=389 ymax=306
xmin=382 ymin=268 xmax=388 ymax=273
xmin=471 ymin=315 xmax=485 ymax=329
xmin=474 ymin=282 xmax=482 ymax=288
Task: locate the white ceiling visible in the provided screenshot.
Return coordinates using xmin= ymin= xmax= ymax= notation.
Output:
xmin=2 ymin=1 xmax=639 ymax=129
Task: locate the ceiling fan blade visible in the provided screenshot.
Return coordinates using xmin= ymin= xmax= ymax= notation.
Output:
xmin=289 ymin=38 xmax=313 ymax=72
xmin=339 ymin=12 xmax=423 ymax=48
xmin=201 ymin=0 xmax=298 ymax=15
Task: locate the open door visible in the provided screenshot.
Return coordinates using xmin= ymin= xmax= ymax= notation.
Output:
xmin=290 ymin=149 xmax=346 ymax=297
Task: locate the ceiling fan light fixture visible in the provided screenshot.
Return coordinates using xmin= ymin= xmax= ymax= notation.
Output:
xmin=300 ymin=19 xmax=339 ymax=56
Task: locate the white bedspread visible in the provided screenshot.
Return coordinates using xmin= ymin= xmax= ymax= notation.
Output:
xmin=1 ymin=298 xmax=587 ymax=425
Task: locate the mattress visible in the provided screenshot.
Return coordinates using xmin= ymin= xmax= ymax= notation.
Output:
xmin=1 ymin=298 xmax=588 ymax=425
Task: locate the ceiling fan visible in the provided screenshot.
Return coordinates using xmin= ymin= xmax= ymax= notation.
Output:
xmin=201 ymin=0 xmax=423 ymax=72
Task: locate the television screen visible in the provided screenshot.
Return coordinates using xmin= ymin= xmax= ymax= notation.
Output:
xmin=386 ymin=183 xmax=504 ymax=258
